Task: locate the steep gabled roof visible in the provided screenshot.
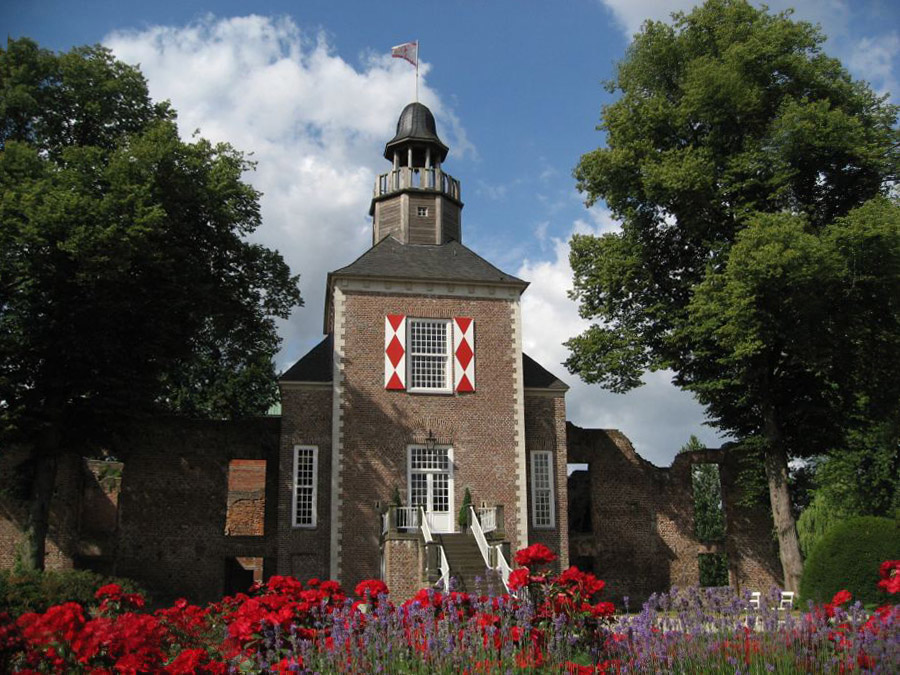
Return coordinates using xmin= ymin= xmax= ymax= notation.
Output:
xmin=523 ymin=353 xmax=568 ymax=391
xmin=331 ymin=236 xmax=527 ymax=287
xmin=279 ymin=335 xmax=332 ymax=383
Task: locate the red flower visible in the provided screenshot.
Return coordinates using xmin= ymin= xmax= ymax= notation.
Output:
xmin=831 ymin=590 xmax=852 ymax=606
xmin=877 ymin=560 xmax=900 ymax=594
xmin=354 ymin=579 xmax=389 ymax=600
xmin=514 ymin=543 xmax=557 ymax=568
xmin=508 ymin=568 xmax=531 ymax=591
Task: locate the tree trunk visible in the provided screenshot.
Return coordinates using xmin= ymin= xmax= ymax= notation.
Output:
xmin=21 ymin=441 xmax=60 ymax=571
xmin=762 ymin=409 xmax=804 ymax=593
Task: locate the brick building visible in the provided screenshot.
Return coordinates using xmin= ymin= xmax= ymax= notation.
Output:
xmin=277 ymin=102 xmax=569 ymax=598
xmin=0 ymin=102 xmax=782 ymax=604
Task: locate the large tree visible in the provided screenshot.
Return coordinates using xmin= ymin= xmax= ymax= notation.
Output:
xmin=0 ymin=38 xmax=302 ymax=570
xmin=567 ymin=0 xmax=899 ymax=591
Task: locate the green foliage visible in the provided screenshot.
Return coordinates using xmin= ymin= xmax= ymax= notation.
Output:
xmin=391 ymin=486 xmax=403 ymax=508
xmin=0 ymin=37 xmax=302 ymax=443
xmin=568 ymin=0 xmax=900 ymax=587
xmin=813 ymin=421 xmax=900 ymax=519
xmin=698 ymin=553 xmax=729 ymax=587
xmin=692 ymin=463 xmax=726 ymax=542
xmin=0 ymin=37 xmax=302 ymax=569
xmin=0 ymin=569 xmax=147 ymax=615
xmin=796 ymin=492 xmax=845 ymax=559
xmin=800 ymin=516 xmax=899 ymax=607
xmin=678 ymin=434 xmax=705 ymax=454
xmin=458 ymin=487 xmax=473 ymax=528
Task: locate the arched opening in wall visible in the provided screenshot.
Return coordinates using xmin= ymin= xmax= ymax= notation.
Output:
xmin=567 ymin=463 xmax=592 ymax=534
xmin=224 ymin=459 xmax=266 ymax=536
xmin=224 ymin=557 xmax=263 ymax=596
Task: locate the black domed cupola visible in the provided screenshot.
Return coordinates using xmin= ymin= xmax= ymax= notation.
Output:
xmin=370 ymin=102 xmax=463 ymax=245
xmin=384 ymin=102 xmax=449 ymax=166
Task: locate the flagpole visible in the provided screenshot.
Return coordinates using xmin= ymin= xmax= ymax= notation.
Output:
xmin=415 ymin=40 xmax=419 ymax=102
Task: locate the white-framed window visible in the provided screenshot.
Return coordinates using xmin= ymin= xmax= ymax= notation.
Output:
xmin=408 ymin=318 xmax=452 ymax=392
xmin=407 ymin=445 xmax=454 ymax=533
xmin=292 ymin=445 xmax=318 ymax=528
xmin=417 ymin=206 xmax=429 ymax=217
xmin=531 ymin=450 xmax=555 ymax=529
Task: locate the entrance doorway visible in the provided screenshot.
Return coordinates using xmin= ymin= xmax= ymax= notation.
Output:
xmin=408 ymin=445 xmax=454 ymax=532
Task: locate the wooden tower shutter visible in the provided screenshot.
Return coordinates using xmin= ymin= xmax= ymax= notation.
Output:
xmin=385 ymin=314 xmax=406 ymax=390
xmin=453 ymin=317 xmax=475 ymax=392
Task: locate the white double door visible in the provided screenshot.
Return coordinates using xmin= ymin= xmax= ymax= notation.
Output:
xmin=408 ymin=446 xmax=454 ymax=533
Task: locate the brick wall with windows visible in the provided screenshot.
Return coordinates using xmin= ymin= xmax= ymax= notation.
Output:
xmin=336 ymin=289 xmax=524 ymax=592
xmin=524 ymin=393 xmax=569 ymax=571
xmin=277 ymin=386 xmax=332 ymax=582
xmin=112 ymin=418 xmax=280 ymax=604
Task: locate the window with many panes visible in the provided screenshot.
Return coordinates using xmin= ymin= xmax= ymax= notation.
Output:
xmin=292 ymin=446 xmax=317 ymax=527
xmin=408 ymin=319 xmax=451 ymax=392
xmin=408 ymin=446 xmax=451 ymax=514
xmin=531 ymin=450 xmax=555 ymax=528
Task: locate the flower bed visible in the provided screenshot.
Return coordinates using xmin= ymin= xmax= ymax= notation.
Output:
xmin=1 ymin=550 xmax=897 ymax=673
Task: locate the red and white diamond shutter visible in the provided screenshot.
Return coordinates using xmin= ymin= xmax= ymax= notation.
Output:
xmin=453 ymin=317 xmax=475 ymax=392
xmin=385 ymin=314 xmax=406 ymax=390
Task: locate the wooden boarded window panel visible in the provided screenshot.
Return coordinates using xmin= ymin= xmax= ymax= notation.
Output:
xmin=385 ymin=314 xmax=406 ymax=390
xmin=453 ymin=317 xmax=475 ymax=392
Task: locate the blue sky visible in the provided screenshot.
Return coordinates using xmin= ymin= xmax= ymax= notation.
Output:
xmin=4 ymin=1 xmax=898 ymax=464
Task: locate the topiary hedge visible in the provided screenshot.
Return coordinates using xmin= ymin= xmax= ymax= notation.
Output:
xmin=0 ymin=569 xmax=148 ymax=616
xmin=800 ymin=515 xmax=899 ymax=607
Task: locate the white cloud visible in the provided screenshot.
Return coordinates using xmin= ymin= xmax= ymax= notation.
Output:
xmin=104 ymin=15 xmax=469 ymax=364
xmin=849 ymin=32 xmax=900 ymax=99
xmin=518 ymin=212 xmax=725 ymax=465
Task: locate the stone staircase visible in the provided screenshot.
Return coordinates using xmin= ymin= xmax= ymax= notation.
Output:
xmin=437 ymin=532 xmax=495 ymax=593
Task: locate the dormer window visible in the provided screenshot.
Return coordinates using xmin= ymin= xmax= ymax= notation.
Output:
xmin=408 ymin=319 xmax=451 ymax=391
xmin=417 ymin=206 xmax=429 ymax=217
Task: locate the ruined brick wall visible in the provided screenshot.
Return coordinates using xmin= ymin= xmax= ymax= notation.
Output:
xmin=566 ymin=424 xmax=781 ymax=606
xmin=277 ymin=385 xmax=332 ymax=582
xmin=524 ymin=393 xmax=569 ymax=571
xmin=113 ymin=417 xmax=280 ymax=604
xmin=0 ymin=448 xmax=82 ymax=571
xmin=335 ymin=288 xmax=526 ymax=593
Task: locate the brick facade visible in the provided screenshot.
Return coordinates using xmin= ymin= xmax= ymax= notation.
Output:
xmin=334 ymin=289 xmax=529 ymax=591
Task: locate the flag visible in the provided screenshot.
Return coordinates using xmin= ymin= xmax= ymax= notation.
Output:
xmin=392 ymin=41 xmax=418 ymax=67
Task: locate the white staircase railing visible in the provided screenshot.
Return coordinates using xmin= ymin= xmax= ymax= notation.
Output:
xmin=419 ymin=507 xmax=449 ymax=591
xmin=494 ymin=545 xmax=512 ymax=590
xmin=477 ymin=507 xmax=497 ymax=533
xmin=469 ymin=506 xmax=492 ymax=569
xmin=382 ymin=506 xmax=420 ymax=534
xmin=469 ymin=506 xmax=512 ymax=592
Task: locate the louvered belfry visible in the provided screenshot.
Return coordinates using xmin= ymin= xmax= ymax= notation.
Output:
xmin=369 ymin=102 xmax=463 ymax=245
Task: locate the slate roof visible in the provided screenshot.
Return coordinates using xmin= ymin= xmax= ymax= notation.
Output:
xmin=280 ymin=335 xmax=332 ymax=382
xmin=279 ymin=335 xmax=567 ymax=391
xmin=384 ymin=102 xmax=449 ymax=162
xmin=522 ymin=353 xmax=568 ymax=391
xmin=330 ymin=236 xmax=527 ymax=287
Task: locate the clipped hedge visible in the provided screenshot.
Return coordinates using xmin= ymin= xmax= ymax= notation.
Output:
xmin=0 ymin=569 xmax=148 ymax=616
xmin=800 ymin=516 xmax=899 ymax=607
